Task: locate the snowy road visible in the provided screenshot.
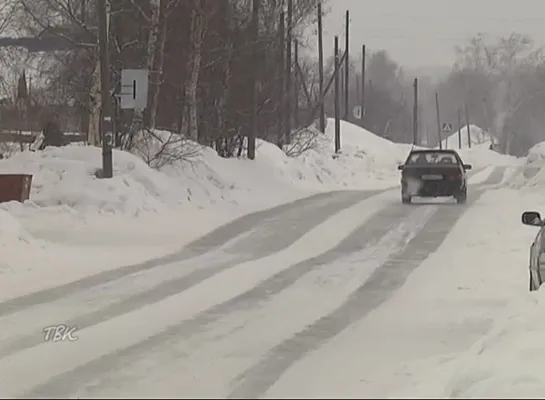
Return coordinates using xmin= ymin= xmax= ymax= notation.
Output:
xmin=0 ymin=167 xmax=511 ymax=398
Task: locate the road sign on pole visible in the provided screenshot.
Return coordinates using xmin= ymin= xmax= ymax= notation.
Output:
xmin=119 ymin=69 xmax=149 ymax=110
xmin=352 ymin=105 xmax=363 ymax=120
xmin=442 ymin=123 xmax=452 ymax=133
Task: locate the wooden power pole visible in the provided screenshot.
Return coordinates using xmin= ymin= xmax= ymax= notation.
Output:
xmin=285 ymin=0 xmax=293 ymax=144
xmin=361 ymin=44 xmax=365 ymax=122
xmin=435 ymin=92 xmax=442 ymax=150
xmin=294 ymin=39 xmax=299 ymax=128
xmin=278 ymin=11 xmax=285 ymax=147
xmin=457 ymin=108 xmax=462 ymax=149
xmin=344 ymin=10 xmax=349 ymax=120
xmin=465 ymin=103 xmax=471 ymax=148
xmin=334 ymin=36 xmax=341 ymax=153
xmin=97 ymin=0 xmax=113 ymax=178
xmin=412 ymin=78 xmax=418 ymax=145
xmin=317 ymin=1 xmax=325 ymax=132
xmin=248 ymin=0 xmax=258 ymax=159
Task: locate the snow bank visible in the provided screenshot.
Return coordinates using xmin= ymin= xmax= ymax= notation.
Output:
xmin=508 ymin=141 xmax=545 ymax=189
xmin=435 ymin=125 xmax=522 ymax=174
xmin=0 ymin=121 xmax=521 ymax=219
xmin=289 ymin=119 xmax=413 ymax=187
xmin=457 ymin=144 xmax=522 ymax=168
xmin=0 ymin=146 xmax=190 ymax=215
xmin=442 ymin=124 xmax=492 ymax=149
xmin=0 ymin=122 xmax=416 ymax=295
xmin=526 ymin=141 xmax=545 ymax=167
xmin=0 ymin=121 xmax=412 ymax=218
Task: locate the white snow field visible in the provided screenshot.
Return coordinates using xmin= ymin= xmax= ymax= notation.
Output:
xmin=0 ymin=120 xmax=539 ymax=398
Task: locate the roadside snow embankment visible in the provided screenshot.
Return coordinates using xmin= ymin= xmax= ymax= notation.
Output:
xmin=440 ymin=125 xmax=521 ymax=168
xmin=0 ymin=121 xmax=411 ymax=295
xmin=0 ymin=121 xmax=520 ymax=297
xmin=0 ymin=120 xmax=411 ymax=219
xmin=506 ymin=141 xmax=545 ymax=190
xmin=441 ymin=125 xmax=491 ymax=150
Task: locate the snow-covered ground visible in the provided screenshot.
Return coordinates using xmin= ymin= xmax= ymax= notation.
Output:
xmin=3 ymin=119 xmax=544 ymax=398
xmin=0 ymin=120 xmax=419 ymax=292
xmin=441 ymin=124 xmax=493 ymax=150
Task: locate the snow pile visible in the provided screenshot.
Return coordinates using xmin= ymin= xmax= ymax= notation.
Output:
xmin=509 ymin=141 xmax=545 ymax=189
xmin=0 ymin=120 xmax=520 ymax=219
xmin=456 ymin=145 xmax=522 ymax=168
xmin=526 ymin=141 xmax=545 ymax=167
xmin=441 ymin=124 xmax=492 ymax=149
xmin=290 ymin=119 xmax=414 ymax=185
xmin=438 ymin=124 xmax=522 ymax=171
xmin=0 ymin=121 xmax=414 ymax=217
xmin=0 ymin=146 xmax=191 ymax=215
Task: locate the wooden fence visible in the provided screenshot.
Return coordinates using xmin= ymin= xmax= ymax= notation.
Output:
xmin=0 ymin=131 xmax=86 ymax=144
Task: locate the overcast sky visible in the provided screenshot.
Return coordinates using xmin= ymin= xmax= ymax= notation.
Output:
xmin=321 ymin=0 xmax=545 ymax=69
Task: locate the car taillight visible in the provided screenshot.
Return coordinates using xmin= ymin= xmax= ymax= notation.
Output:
xmin=448 ymin=171 xmax=461 ymax=180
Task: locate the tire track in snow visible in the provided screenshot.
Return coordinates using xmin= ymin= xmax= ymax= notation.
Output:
xmin=74 ymin=170 xmax=498 ymax=398
xmin=228 ymin=167 xmax=506 ymax=399
xmin=0 ymin=190 xmax=371 ymax=318
xmin=76 ymin=206 xmax=437 ymax=398
xmin=16 ymin=195 xmax=431 ymax=398
xmin=0 ymin=190 xmax=377 ymax=359
xmin=4 ymin=168 xmax=496 ymax=396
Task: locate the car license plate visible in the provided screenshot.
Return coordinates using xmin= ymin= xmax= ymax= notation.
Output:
xmin=421 ymin=174 xmax=443 ymax=180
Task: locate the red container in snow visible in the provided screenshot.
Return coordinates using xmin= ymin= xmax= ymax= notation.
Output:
xmin=0 ymin=174 xmax=33 ymax=203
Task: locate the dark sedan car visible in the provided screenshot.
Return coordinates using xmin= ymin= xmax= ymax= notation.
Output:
xmin=397 ymin=149 xmax=472 ymax=204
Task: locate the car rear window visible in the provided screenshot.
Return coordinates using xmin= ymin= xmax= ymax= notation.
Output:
xmin=406 ymin=152 xmax=458 ymax=165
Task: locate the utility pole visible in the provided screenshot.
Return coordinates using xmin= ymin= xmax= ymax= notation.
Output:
xmin=412 ymin=78 xmax=418 ymax=145
xmin=278 ymin=11 xmax=285 ymax=147
xmin=317 ymin=1 xmax=325 ymax=133
xmin=361 ymin=44 xmax=366 ymax=122
xmin=248 ymin=0 xmax=258 ymax=159
xmin=435 ymin=92 xmax=442 ymax=150
xmin=457 ymin=108 xmax=462 ymax=149
xmin=285 ymin=0 xmax=293 ymax=144
xmin=465 ymin=102 xmax=471 ymax=148
xmin=334 ymin=36 xmax=341 ymax=153
xmin=344 ymin=10 xmax=349 ymax=120
xmin=294 ymin=39 xmax=299 ymax=128
xmin=97 ymin=0 xmax=113 ymax=178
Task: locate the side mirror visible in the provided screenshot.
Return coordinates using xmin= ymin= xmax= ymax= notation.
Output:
xmin=463 ymin=164 xmax=472 ymax=170
xmin=397 ymin=165 xmax=404 ymax=170
xmin=522 ymin=211 xmax=543 ymax=227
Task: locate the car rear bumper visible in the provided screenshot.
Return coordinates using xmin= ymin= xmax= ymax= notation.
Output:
xmin=402 ymin=179 xmax=463 ymax=197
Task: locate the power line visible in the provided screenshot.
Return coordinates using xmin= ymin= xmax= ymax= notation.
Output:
xmin=346 ymin=13 xmax=545 ymax=23
xmin=322 ymin=30 xmax=545 ymax=43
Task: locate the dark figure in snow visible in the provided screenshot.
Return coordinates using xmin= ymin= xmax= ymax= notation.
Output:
xmin=39 ymin=120 xmax=67 ymax=150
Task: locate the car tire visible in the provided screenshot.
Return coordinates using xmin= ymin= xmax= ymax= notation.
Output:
xmin=401 ymin=194 xmax=411 ymax=204
xmin=530 ymin=273 xmax=538 ymax=291
xmin=456 ymin=190 xmax=467 ymax=204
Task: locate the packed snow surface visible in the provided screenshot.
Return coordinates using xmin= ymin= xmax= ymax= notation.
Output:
xmin=2 ymin=119 xmax=543 ymax=398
